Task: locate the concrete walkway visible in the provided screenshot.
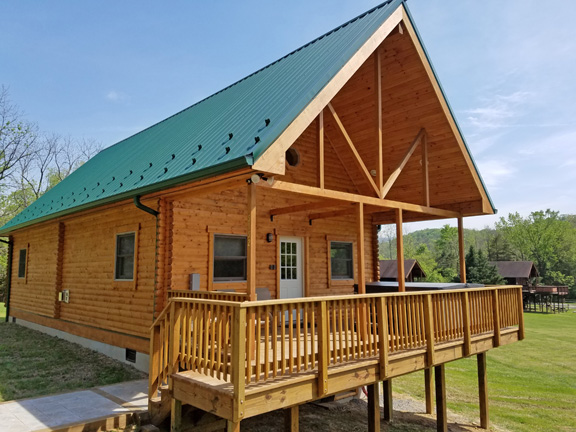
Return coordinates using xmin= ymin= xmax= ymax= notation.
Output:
xmin=0 ymin=379 xmax=148 ymax=432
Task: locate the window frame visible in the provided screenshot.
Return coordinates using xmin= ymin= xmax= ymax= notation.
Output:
xmin=114 ymin=231 xmax=137 ymax=282
xmin=329 ymin=241 xmax=354 ymax=280
xmin=212 ymin=233 xmax=248 ymax=283
xmin=17 ymin=246 xmax=28 ymax=280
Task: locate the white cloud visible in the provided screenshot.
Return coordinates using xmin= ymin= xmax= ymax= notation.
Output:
xmin=105 ymin=90 xmax=128 ymax=102
xmin=465 ymin=91 xmax=532 ymax=130
xmin=475 ymin=159 xmax=516 ymax=189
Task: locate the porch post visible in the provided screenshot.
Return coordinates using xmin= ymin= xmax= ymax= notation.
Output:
xmin=458 ymin=216 xmax=466 ymax=284
xmin=284 ymin=405 xmax=299 ymax=432
xmin=395 ymin=208 xmax=405 ymax=292
xmin=478 ymin=352 xmax=489 ymax=429
xmin=247 ymin=181 xmax=257 ymax=301
xmin=357 ymin=203 xmax=366 ymax=293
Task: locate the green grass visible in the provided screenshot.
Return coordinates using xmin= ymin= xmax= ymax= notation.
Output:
xmin=393 ymin=312 xmax=576 ymax=432
xmin=0 ymin=318 xmax=146 ymax=402
xmin=0 ymin=302 xmax=5 ymax=320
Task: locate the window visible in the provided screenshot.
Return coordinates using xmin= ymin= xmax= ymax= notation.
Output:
xmin=17 ymin=248 xmax=27 ymax=278
xmin=115 ymin=232 xmax=135 ymax=280
xmin=214 ymin=235 xmax=247 ymax=281
xmin=285 ymin=148 xmax=300 ymax=167
xmin=330 ymin=241 xmax=353 ymax=279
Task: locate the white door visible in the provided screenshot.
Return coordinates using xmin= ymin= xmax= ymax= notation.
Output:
xmin=279 ymin=237 xmax=303 ymax=299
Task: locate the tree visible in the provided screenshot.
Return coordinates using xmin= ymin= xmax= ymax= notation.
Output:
xmin=434 ymin=225 xmax=459 ymax=281
xmin=0 ymin=86 xmax=38 ymax=186
xmin=465 ymin=246 xmax=504 ymax=285
xmin=496 ymin=210 xmax=576 ymax=296
xmin=486 ymin=231 xmax=515 ymax=261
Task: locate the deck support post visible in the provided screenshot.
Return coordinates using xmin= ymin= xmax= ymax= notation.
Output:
xmin=368 ymin=382 xmax=381 ymax=432
xmin=435 ymin=365 xmax=447 ymax=432
xmin=477 ymin=352 xmax=489 ymax=429
xmin=395 ymin=209 xmax=405 ymax=292
xmin=424 ymin=368 xmax=434 ymax=414
xmin=284 ymin=405 xmax=299 ymax=432
xmin=382 ymin=379 xmax=393 ymax=422
xmin=227 ymin=421 xmax=240 ymax=432
xmin=170 ymin=398 xmax=182 ymax=432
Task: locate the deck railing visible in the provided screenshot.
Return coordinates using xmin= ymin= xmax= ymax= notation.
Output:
xmin=167 ymin=289 xmax=250 ymax=302
xmin=149 ymin=286 xmax=523 ymax=402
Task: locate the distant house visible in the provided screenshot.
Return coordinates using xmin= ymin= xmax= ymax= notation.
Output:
xmin=380 ymin=259 xmax=426 ymax=282
xmin=489 ymin=261 xmax=539 ymax=289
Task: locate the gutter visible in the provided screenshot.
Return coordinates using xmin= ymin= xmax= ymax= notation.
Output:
xmin=0 ymin=238 xmax=12 ymax=323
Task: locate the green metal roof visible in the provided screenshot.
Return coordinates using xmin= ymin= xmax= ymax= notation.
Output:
xmin=0 ymin=0 xmax=405 ymax=234
xmin=0 ymin=0 xmax=494 ymax=234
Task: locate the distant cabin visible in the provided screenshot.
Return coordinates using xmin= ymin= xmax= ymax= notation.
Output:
xmin=489 ymin=261 xmax=539 ymax=288
xmin=379 ymin=259 xmax=426 ymax=282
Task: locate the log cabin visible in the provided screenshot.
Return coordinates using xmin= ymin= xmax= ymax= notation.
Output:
xmin=379 ymin=259 xmax=426 ymax=282
xmin=1 ymin=1 xmax=525 ymax=431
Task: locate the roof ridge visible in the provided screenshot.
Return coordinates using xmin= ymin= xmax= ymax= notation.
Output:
xmin=101 ymin=0 xmax=399 ymax=155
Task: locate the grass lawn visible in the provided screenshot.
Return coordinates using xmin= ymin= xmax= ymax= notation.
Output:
xmin=393 ymin=311 xmax=576 ymax=432
xmin=0 ymin=311 xmax=146 ymax=402
xmin=0 ymin=302 xmax=6 ymax=320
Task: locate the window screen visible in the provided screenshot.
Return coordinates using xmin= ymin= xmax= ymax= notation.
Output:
xmin=330 ymin=241 xmax=353 ymax=279
xmin=214 ymin=235 xmax=247 ymax=281
xmin=115 ymin=233 xmax=135 ymax=280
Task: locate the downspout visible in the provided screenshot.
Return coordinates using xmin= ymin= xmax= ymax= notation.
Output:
xmin=0 ymin=238 xmax=13 ymax=323
xmin=133 ymin=196 xmax=160 ymax=320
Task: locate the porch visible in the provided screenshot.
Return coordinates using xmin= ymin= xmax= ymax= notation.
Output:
xmin=149 ymin=285 xmax=523 ymax=431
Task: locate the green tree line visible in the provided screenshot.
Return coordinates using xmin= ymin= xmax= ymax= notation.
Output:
xmin=379 ymin=210 xmax=576 ymax=297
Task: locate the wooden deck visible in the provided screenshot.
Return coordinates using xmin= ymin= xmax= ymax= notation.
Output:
xmin=149 ymin=286 xmax=524 ymax=430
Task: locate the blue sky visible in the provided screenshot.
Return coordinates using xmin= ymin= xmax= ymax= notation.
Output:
xmin=1 ymin=0 xmax=575 ymax=230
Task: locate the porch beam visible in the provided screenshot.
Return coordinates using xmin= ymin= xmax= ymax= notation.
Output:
xmin=458 ymin=216 xmax=466 ymax=283
xmin=319 ymin=111 xmax=325 ymax=189
xmin=247 ymin=182 xmax=257 ymax=301
xmin=264 ymin=180 xmax=461 ymax=219
xmin=395 ymin=208 xmax=405 ymax=292
xmin=270 ymin=199 xmax=341 ymax=218
xmin=381 ymin=128 xmax=425 ymax=198
xmin=326 ymin=102 xmax=381 ymax=197
xmin=309 ymin=206 xmax=355 ymax=221
xmin=422 ymin=131 xmax=430 ymax=206
xmin=357 ymin=203 xmax=366 ymax=294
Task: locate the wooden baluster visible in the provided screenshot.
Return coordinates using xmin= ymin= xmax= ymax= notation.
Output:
xmin=203 ymin=306 xmax=210 ymax=375
xmin=256 ymin=307 xmax=262 ymax=382
xmin=296 ymin=306 xmax=302 ymax=372
xmin=264 ymin=305 xmax=270 ymax=380
xmin=338 ymin=300 xmax=344 ymax=362
xmin=350 ymin=300 xmax=357 ymax=359
xmin=210 ymin=305 xmax=217 ymax=377
xmin=331 ymin=302 xmax=338 ymax=362
xmin=311 ymin=305 xmax=316 ymax=368
xmin=492 ymin=290 xmax=501 ymax=348
xmin=272 ymin=305 xmax=278 ymax=378
xmin=289 ymin=304 xmax=294 ymax=373
xmin=424 ymin=294 xmax=436 ymax=368
xmin=303 ymin=303 xmax=309 ymax=370
xmin=344 ymin=300 xmax=350 ymax=361
xmin=245 ymin=309 xmax=253 ymax=383
xmin=462 ymin=292 xmax=471 ymax=357
xmin=281 ymin=306 xmax=286 ymax=375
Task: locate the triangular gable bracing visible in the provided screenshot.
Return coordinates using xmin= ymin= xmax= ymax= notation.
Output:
xmin=0 ymin=0 xmax=493 ymax=234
